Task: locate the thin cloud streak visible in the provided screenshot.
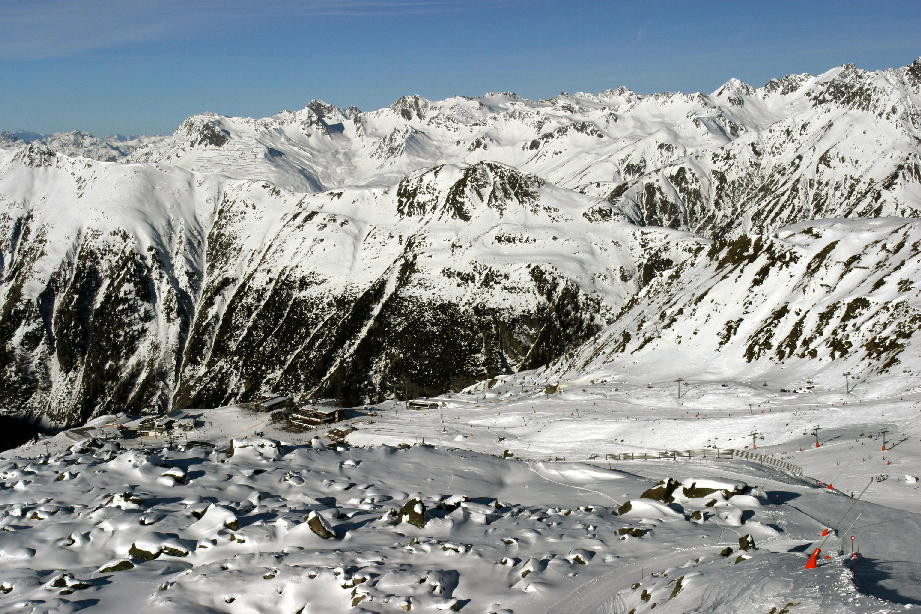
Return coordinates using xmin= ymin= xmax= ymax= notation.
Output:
xmin=0 ymin=0 xmax=527 ymax=59
xmin=0 ymin=0 xmax=183 ymax=59
xmin=634 ymin=21 xmax=650 ymax=44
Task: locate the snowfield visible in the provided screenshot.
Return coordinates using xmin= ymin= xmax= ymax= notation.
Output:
xmin=3 ymin=376 xmax=920 ymax=613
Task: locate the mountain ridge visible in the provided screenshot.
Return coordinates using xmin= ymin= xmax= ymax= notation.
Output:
xmin=9 ymin=58 xmax=914 ymax=237
xmin=1 ymin=58 xmax=920 ymax=427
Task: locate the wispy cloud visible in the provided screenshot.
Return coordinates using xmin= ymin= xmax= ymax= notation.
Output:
xmin=0 ymin=0 xmax=184 ymax=59
xmin=255 ymin=0 xmax=520 ymax=16
xmin=634 ymin=20 xmax=650 ymax=44
xmin=0 ymin=0 xmax=524 ymax=59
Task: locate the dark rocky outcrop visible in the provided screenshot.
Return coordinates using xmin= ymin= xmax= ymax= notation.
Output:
xmin=0 ymin=415 xmax=48 ymax=451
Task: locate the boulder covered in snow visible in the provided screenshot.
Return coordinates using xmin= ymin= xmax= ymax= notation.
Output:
xmin=305 ymin=511 xmax=336 ymax=539
xmin=398 ymin=498 xmax=427 ymax=528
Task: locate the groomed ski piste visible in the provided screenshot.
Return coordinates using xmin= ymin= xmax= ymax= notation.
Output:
xmin=2 ymin=375 xmax=920 ymax=613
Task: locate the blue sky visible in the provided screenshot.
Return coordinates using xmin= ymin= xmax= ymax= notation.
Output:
xmin=2 ymin=0 xmax=919 ymax=136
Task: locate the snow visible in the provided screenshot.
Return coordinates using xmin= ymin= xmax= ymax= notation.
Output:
xmin=2 ymin=376 xmax=921 ymax=612
xmin=1 ymin=58 xmax=921 ymax=612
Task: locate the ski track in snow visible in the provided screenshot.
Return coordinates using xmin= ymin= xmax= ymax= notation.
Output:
xmin=525 ymin=461 xmax=620 ymax=505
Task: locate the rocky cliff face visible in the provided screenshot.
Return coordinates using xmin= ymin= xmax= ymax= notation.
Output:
xmin=2 ymin=59 xmax=920 ymax=427
xmin=0 ymin=146 xmax=211 ymax=425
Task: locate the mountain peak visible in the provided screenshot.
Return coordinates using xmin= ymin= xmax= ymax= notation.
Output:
xmin=179 ymin=116 xmax=230 ymax=148
xmin=712 ymin=78 xmax=754 ymax=104
xmin=906 ymin=57 xmax=921 ymax=85
xmin=598 ymin=86 xmax=638 ymax=99
xmin=483 ymin=91 xmax=520 ymax=99
xmin=389 ymin=94 xmax=430 ymax=120
xmin=306 ymin=99 xmax=341 ymax=118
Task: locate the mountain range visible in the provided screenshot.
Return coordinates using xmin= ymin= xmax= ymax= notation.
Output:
xmin=2 ymin=58 xmax=920 ymax=427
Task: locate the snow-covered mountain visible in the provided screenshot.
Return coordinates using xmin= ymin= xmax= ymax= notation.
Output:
xmin=2 ymin=59 xmax=921 ymax=427
xmin=0 ymin=131 xmax=158 ymax=162
xmin=542 ymin=217 xmax=921 ymax=392
xmin=0 ymin=145 xmax=691 ymax=426
xmin=124 ymin=60 xmax=921 ymax=236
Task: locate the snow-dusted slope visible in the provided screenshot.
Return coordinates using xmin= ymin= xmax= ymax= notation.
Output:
xmin=543 ymin=218 xmax=921 ymax=390
xmin=3 ymin=395 xmax=920 ymax=613
xmin=0 ymin=146 xmax=692 ymax=426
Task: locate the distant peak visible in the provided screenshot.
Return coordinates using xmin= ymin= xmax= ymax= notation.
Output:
xmin=483 ymin=91 xmax=520 ymax=99
xmin=820 ymin=62 xmax=868 ymax=83
xmin=599 ymin=86 xmax=637 ymax=97
xmin=906 ymin=57 xmax=921 ymax=85
xmin=390 ymin=94 xmax=430 ymax=120
xmin=761 ymin=72 xmax=811 ymax=96
xmin=718 ymin=77 xmax=750 ymax=90
xmin=307 ymin=99 xmax=340 ymax=117
xmin=0 ymin=130 xmax=45 ymax=143
xmin=712 ymin=78 xmax=754 ymax=105
xmin=839 ymin=62 xmax=865 ymax=77
xmin=179 ymin=116 xmax=229 ymax=148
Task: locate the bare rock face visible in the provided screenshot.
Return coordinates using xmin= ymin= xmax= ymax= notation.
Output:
xmin=397 ymin=498 xmax=427 ymax=529
xmin=191 ymin=122 xmax=229 ymax=148
xmin=306 ymin=511 xmax=336 ymax=539
xmin=641 ymin=479 xmax=682 ymax=503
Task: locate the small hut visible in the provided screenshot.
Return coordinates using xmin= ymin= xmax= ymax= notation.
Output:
xmin=406 ymin=399 xmax=441 ymax=410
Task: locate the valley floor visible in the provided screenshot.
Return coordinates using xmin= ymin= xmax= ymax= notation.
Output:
xmin=2 ymin=377 xmax=920 ymax=613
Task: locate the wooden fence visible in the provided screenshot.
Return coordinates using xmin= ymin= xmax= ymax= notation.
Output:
xmin=571 ymin=448 xmax=803 ymax=476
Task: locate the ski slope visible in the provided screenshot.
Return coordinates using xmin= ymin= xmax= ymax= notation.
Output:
xmin=3 ymin=375 xmax=920 ymax=613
